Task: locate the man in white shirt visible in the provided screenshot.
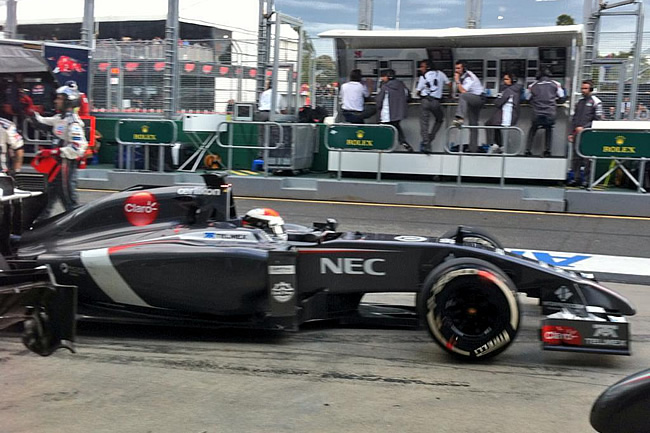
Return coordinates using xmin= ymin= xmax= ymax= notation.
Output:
xmin=257 ymin=81 xmax=287 ymax=120
xmin=453 ymin=60 xmax=485 ymax=152
xmin=256 ymin=81 xmax=287 ymax=151
xmin=340 ymin=69 xmax=376 ymax=124
xmin=416 ymin=60 xmax=450 ymax=153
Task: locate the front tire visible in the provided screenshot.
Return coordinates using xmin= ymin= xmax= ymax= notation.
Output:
xmin=418 ymin=258 xmax=520 ymax=360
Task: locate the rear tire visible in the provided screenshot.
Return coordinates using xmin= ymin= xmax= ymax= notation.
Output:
xmin=418 ymin=258 xmax=520 ymax=360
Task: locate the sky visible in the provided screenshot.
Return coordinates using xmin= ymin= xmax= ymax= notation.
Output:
xmin=273 ymin=0 xmax=647 ymax=56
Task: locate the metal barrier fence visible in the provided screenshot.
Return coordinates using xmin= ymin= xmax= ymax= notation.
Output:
xmin=444 ymin=125 xmax=525 ymax=186
xmin=215 ymin=120 xmax=285 ymax=177
xmin=90 ymin=36 xmax=300 ymax=115
xmin=576 ymin=128 xmax=648 ymax=193
xmin=324 ymin=123 xmax=398 ymax=181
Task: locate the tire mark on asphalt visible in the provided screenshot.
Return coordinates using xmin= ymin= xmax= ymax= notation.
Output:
xmin=67 ymin=352 xmax=471 ymax=388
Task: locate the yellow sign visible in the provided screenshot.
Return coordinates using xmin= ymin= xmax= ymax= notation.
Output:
xmin=133 ymin=125 xmax=157 ymax=141
xmin=602 ymin=145 xmax=636 ymax=154
xmin=346 ymin=129 xmax=374 ymax=147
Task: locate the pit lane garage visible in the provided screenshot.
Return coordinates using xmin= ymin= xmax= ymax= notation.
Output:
xmin=0 ymin=173 xmax=635 ymax=359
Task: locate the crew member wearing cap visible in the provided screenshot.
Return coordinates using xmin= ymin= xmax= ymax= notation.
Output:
xmin=33 ymin=84 xmax=88 ymax=218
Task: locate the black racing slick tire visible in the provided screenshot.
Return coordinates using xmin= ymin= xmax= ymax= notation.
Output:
xmin=418 ymin=258 xmax=520 ymax=360
xmin=440 ymin=226 xmax=504 ymax=250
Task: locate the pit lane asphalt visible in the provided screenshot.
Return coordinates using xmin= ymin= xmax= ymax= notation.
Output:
xmin=3 ymin=190 xmax=647 ymax=432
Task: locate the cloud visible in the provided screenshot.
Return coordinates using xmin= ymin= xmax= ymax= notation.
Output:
xmin=275 ymin=0 xmax=354 ymax=13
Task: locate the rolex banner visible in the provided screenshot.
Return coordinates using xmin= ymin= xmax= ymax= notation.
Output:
xmin=579 ymin=130 xmax=650 ymax=159
xmin=326 ymin=125 xmax=396 ymax=151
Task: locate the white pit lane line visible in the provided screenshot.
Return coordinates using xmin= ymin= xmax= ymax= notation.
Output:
xmin=506 ymin=249 xmax=650 ymax=283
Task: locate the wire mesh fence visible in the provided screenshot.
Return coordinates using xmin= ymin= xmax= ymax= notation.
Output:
xmin=89 ymin=34 xmax=301 ymax=116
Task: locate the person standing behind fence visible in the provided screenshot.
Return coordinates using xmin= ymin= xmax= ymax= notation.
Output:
xmin=452 ymin=61 xmax=485 ymax=152
xmin=567 ymin=80 xmax=603 ymax=187
xmin=416 ymin=60 xmax=450 ymax=154
xmin=524 ymin=69 xmax=565 ymax=157
xmin=376 ymin=69 xmax=413 ymax=152
xmin=484 ymin=72 xmax=522 ymax=153
xmin=256 ymin=80 xmax=286 ymax=153
xmin=33 ymin=84 xmax=88 ymax=219
xmin=340 ymin=69 xmax=376 ymax=124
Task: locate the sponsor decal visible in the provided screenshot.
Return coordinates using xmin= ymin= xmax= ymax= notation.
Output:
xmin=123 ymin=192 xmax=159 ymax=226
xmin=269 ymin=265 xmax=296 ymax=275
xmin=592 ymin=324 xmax=619 ymax=338
xmin=202 ymin=232 xmax=249 ymax=240
xmin=554 ymin=286 xmax=573 ymax=302
xmin=320 ymin=257 xmax=386 ymax=276
xmin=271 ymin=282 xmax=295 ymax=303
xmin=602 ymin=136 xmax=636 ymax=154
xmin=176 ymin=186 xmax=222 ymax=196
xmin=394 ymin=235 xmax=428 ymax=242
xmin=345 ymin=129 xmax=375 ymax=147
xmin=474 ymin=330 xmax=511 ymax=357
xmin=133 ymin=125 xmax=157 ymax=141
xmin=542 ymin=325 xmax=582 ymax=345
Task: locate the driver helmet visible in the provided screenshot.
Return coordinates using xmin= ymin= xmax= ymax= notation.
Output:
xmin=242 ymin=208 xmax=287 ymax=241
xmin=56 ymin=84 xmax=81 ymax=109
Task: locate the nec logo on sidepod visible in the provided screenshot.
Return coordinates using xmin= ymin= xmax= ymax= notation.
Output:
xmin=124 ymin=192 xmax=159 ymax=226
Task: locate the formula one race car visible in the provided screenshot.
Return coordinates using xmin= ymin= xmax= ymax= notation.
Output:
xmin=1 ymin=173 xmax=636 ymax=360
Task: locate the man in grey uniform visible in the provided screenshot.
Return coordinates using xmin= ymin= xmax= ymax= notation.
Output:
xmin=524 ymin=69 xmax=565 ymax=157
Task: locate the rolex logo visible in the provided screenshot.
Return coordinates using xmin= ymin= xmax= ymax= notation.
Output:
xmin=615 ymin=135 xmax=625 ymax=145
xmin=356 ymin=130 xmax=365 ymax=139
xmin=141 ymin=125 xmax=150 ymax=133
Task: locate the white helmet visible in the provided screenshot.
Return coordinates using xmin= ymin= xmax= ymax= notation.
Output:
xmin=242 ymin=208 xmax=286 ymax=241
xmin=56 ymin=84 xmax=81 ymax=109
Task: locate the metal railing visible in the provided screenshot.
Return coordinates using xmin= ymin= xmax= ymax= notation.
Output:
xmin=576 ymin=128 xmax=647 ymax=193
xmin=324 ymin=123 xmax=398 ymax=181
xmin=114 ymin=119 xmax=178 ymax=172
xmin=444 ymin=125 xmax=526 ymax=186
xmin=214 ymin=120 xmax=285 ymax=177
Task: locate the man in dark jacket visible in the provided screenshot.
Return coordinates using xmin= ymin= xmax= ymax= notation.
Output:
xmin=524 ymin=69 xmax=565 ymax=156
xmin=485 ymin=72 xmax=522 ymax=152
xmin=567 ymin=80 xmax=603 ymax=186
xmin=376 ymin=69 xmax=413 ymax=152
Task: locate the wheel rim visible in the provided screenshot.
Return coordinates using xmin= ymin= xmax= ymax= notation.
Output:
xmin=441 ymin=285 xmax=501 ymax=338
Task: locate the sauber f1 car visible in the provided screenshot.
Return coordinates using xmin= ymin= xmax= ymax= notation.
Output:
xmin=1 ymin=173 xmax=636 ymax=360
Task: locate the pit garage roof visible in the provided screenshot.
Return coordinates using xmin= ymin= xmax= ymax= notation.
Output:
xmin=319 ymin=25 xmax=584 ymax=49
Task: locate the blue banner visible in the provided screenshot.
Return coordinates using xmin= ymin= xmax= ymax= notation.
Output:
xmin=43 ymin=44 xmax=90 ymax=94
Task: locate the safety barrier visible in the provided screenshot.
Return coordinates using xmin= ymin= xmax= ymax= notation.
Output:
xmin=576 ymin=127 xmax=648 ymax=193
xmin=324 ymin=123 xmax=398 ymax=181
xmin=115 ymin=119 xmax=178 ymax=172
xmin=214 ymin=121 xmax=285 ymax=177
xmin=444 ymin=124 xmax=525 ymax=186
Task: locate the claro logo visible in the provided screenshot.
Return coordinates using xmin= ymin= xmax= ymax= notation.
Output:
xmin=123 ymin=192 xmax=159 ymax=226
xmin=320 ymin=258 xmax=386 ymax=276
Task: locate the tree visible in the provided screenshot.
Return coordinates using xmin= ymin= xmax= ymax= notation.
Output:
xmin=314 ymin=54 xmax=337 ymax=86
xmin=300 ymin=29 xmax=315 ymax=84
xmin=556 ymin=14 xmax=575 ymax=26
